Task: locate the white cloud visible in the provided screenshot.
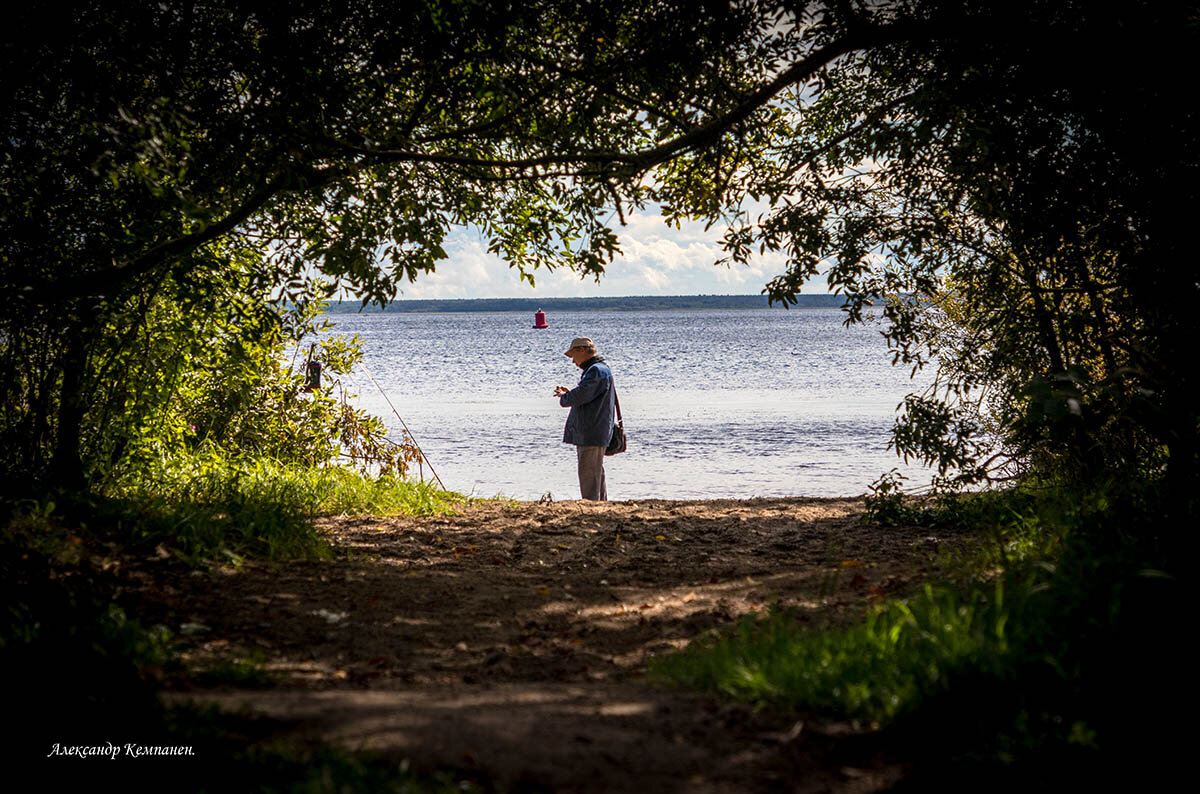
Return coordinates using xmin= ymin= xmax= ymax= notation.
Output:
xmin=387 ymin=207 xmax=824 ymax=300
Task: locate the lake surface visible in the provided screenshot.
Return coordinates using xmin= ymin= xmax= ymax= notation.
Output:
xmin=320 ymin=307 xmax=933 ymax=500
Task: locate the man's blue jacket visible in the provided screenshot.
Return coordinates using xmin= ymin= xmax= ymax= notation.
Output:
xmin=560 ymin=356 xmax=616 ymax=447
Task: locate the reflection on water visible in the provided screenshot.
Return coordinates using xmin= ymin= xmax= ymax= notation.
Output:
xmin=321 ymin=307 xmax=934 ymax=500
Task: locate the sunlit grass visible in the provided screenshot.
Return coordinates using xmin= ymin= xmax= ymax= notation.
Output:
xmin=651 ymin=483 xmax=1180 ymax=774
xmin=651 ymin=579 xmax=1015 ymax=722
xmin=105 ymin=452 xmax=471 ymax=563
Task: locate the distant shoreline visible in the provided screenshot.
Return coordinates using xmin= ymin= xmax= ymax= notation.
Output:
xmin=322 ymin=294 xmax=850 ymax=314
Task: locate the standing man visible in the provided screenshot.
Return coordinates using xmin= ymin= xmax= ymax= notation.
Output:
xmin=554 ymin=336 xmax=615 ymax=501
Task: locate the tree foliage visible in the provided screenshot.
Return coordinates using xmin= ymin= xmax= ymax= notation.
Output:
xmin=1 ymin=0 xmax=794 ymax=491
xmin=2 ymin=0 xmax=1197 ymax=512
xmin=695 ymin=0 xmax=1198 ymax=504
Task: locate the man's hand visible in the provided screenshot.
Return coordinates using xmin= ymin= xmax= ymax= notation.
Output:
xmin=554 ymin=386 xmax=569 ymax=397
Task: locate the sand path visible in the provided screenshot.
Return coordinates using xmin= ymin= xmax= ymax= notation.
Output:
xmin=131 ymin=497 xmax=952 ymax=792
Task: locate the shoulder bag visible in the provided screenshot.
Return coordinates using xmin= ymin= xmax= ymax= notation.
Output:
xmin=606 ymin=389 xmax=626 ymax=456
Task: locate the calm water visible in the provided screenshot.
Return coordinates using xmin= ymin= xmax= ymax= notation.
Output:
xmin=320 ymin=308 xmax=933 ymax=500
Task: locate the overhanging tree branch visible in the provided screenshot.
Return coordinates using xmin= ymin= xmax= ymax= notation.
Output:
xmin=327 ymin=27 xmax=913 ymax=175
xmin=51 ymin=20 xmax=930 ymax=307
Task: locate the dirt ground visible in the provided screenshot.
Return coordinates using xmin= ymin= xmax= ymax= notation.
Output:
xmin=123 ymin=497 xmax=959 ymax=792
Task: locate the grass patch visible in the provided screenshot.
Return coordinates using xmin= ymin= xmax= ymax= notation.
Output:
xmin=99 ymin=452 xmax=470 ymax=564
xmin=652 ymin=579 xmax=1016 ymax=723
xmin=652 ymin=482 xmax=1186 ymax=784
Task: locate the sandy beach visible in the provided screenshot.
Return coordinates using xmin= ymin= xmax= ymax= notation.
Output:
xmin=127 ymin=497 xmax=959 ymax=792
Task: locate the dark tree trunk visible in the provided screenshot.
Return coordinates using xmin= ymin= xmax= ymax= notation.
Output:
xmin=48 ymin=324 xmax=91 ymax=493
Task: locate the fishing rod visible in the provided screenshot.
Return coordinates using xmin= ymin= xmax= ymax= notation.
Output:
xmin=356 ymin=359 xmax=447 ymax=491
xmin=338 ymin=369 xmax=429 ymax=483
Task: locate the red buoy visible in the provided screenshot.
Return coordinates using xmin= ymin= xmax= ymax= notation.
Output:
xmin=532 ymin=309 xmax=549 ymax=329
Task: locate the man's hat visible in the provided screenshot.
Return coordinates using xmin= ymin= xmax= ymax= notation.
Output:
xmin=564 ymin=336 xmax=596 ymax=355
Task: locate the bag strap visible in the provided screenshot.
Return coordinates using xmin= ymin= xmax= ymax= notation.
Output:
xmin=585 ymin=362 xmax=622 ymax=422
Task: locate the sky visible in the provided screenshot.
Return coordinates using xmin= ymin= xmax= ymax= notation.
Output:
xmin=387 ymin=207 xmax=828 ymax=299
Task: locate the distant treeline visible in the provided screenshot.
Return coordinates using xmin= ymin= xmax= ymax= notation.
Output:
xmin=322 ymin=294 xmax=850 ymax=313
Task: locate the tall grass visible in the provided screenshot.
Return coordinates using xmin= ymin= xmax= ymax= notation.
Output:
xmin=653 ymin=579 xmax=1017 ymax=723
xmin=651 ymin=483 xmax=1184 ymax=781
xmin=105 ymin=451 xmax=469 ymax=563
